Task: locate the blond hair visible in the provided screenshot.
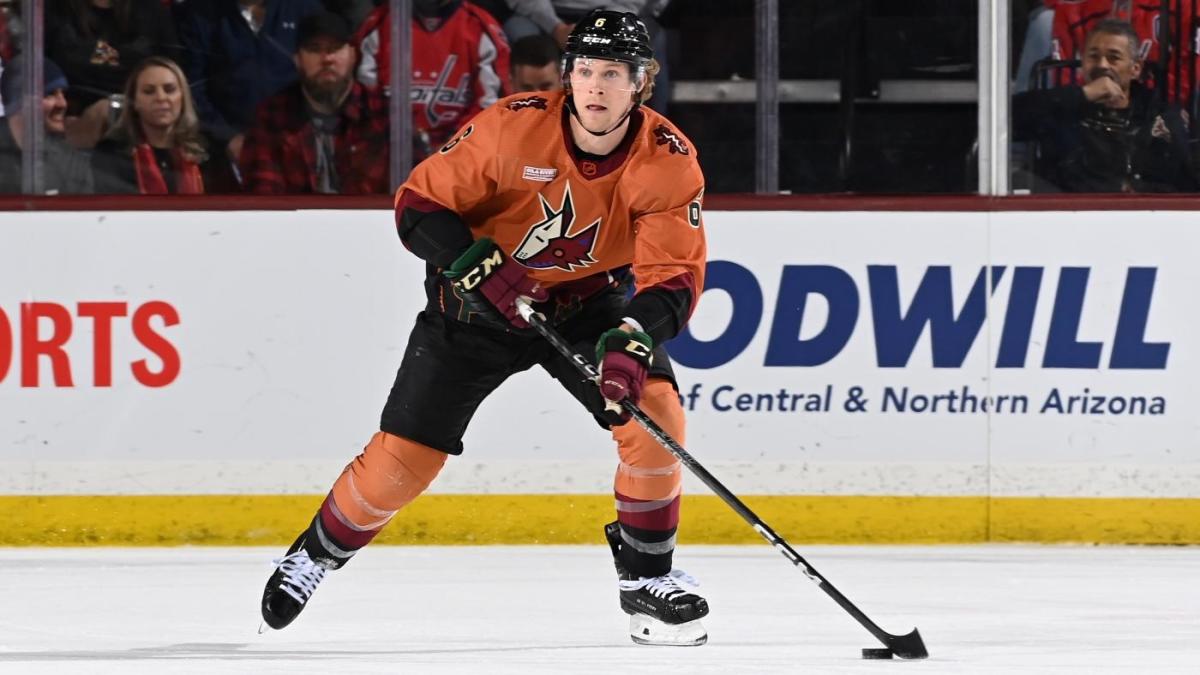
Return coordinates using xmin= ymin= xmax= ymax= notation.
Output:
xmin=110 ymin=56 xmax=208 ymax=163
xmin=638 ymin=58 xmax=661 ymax=104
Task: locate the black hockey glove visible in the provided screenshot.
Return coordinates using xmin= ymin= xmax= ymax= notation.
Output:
xmin=444 ymin=238 xmax=548 ymax=329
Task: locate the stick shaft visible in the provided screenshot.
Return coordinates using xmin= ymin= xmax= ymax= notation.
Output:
xmin=514 ymin=299 xmax=924 ymax=655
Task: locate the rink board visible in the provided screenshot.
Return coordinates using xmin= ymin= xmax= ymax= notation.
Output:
xmin=1 ymin=208 xmax=1197 ymax=544
xmin=1 ymin=494 xmax=1197 ymax=546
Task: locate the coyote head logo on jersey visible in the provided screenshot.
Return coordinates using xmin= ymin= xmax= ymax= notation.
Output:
xmin=513 ymin=182 xmax=600 ymax=272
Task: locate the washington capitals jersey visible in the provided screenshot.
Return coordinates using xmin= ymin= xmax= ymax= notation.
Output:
xmin=1048 ymin=0 xmax=1199 ymax=103
xmin=356 ymin=1 xmax=511 ymax=159
xmin=395 ymin=91 xmax=707 ymax=342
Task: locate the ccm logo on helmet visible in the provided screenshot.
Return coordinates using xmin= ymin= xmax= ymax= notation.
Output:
xmin=582 ymin=36 xmax=612 ymax=44
xmin=456 ymin=250 xmax=505 ymax=291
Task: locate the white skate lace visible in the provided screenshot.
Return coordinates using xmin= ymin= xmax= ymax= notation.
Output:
xmin=272 ymin=550 xmax=327 ymax=605
xmin=619 ymin=569 xmax=699 ymax=601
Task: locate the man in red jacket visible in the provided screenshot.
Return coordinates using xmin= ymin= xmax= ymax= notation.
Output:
xmin=355 ymin=0 xmax=510 ymax=160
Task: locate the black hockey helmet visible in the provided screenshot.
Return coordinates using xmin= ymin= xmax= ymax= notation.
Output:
xmin=563 ymin=10 xmax=654 ymax=70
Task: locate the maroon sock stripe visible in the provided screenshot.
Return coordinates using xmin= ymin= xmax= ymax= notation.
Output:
xmin=615 ymin=491 xmax=680 ymax=532
xmin=318 ymin=493 xmax=381 ymax=551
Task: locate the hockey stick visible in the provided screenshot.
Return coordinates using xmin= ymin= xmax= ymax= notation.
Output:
xmin=514 ymin=298 xmax=928 ymax=659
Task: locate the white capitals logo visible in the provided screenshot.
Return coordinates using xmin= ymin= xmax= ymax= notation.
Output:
xmin=412 ymin=55 xmax=472 ymax=127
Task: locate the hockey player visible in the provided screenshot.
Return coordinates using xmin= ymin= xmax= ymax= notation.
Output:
xmin=260 ymin=10 xmax=710 ymax=646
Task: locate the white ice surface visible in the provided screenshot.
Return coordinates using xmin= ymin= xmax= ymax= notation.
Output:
xmin=1 ymin=545 xmax=1197 ymax=674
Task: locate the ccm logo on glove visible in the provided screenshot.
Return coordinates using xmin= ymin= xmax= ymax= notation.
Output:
xmin=455 ymin=249 xmax=505 ymax=291
xmin=623 ymin=341 xmax=652 ymax=358
xmin=446 ymin=238 xmax=548 ymax=329
xmin=596 ymin=328 xmax=654 ymax=409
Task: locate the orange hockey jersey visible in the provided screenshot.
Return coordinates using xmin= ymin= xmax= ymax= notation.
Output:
xmin=395 ymin=90 xmax=706 ymax=342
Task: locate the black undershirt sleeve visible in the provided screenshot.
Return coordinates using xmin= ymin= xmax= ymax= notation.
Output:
xmin=395 ymin=204 xmax=475 ymax=268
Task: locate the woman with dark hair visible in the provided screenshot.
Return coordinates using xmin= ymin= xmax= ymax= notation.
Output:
xmin=46 ymin=0 xmax=181 ymax=148
xmin=91 ymin=56 xmax=232 ymax=194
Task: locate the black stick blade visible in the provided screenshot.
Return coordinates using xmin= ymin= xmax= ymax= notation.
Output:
xmin=886 ymin=628 xmax=928 ymax=660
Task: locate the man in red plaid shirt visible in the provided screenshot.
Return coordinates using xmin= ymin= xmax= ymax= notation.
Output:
xmin=240 ymin=12 xmax=389 ymax=194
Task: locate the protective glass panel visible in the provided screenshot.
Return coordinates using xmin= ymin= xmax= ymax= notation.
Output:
xmin=2 ymin=2 xmax=93 ymax=195
xmin=37 ymin=0 xmax=226 ymax=194
xmin=33 ymin=0 xmax=398 ymax=195
xmin=657 ymin=1 xmax=757 ymax=193
xmin=780 ymin=0 xmax=979 ymax=194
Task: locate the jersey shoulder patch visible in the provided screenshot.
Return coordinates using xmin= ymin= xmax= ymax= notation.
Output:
xmin=652 ymin=123 xmax=691 ymax=156
xmin=506 ymin=95 xmax=550 ymax=111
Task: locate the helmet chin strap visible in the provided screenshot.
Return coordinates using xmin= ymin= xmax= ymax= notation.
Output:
xmin=566 ymin=95 xmax=640 ymax=137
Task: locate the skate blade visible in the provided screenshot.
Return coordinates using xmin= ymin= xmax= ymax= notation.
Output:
xmin=628 ymin=614 xmax=707 ymax=646
xmin=257 ymin=621 xmax=269 ymax=635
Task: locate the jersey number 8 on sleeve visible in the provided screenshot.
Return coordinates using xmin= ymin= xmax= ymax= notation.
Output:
xmin=439 ymin=125 xmax=475 ymax=154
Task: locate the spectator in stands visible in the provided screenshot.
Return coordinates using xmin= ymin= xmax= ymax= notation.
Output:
xmin=509 ymin=33 xmax=560 ymax=92
xmin=177 ymin=0 xmax=324 ymax=168
xmin=0 ymin=58 xmax=93 ymax=194
xmin=1056 ymin=1 xmax=1195 ymax=103
xmin=503 ymin=1 xmax=670 ymax=112
xmin=46 ymin=0 xmax=182 ymax=149
xmin=504 ymin=0 xmax=583 ymax=45
xmin=241 ymin=11 xmax=389 ymax=193
xmin=1046 ymin=0 xmax=1198 ymax=105
xmin=503 ymin=1 xmax=669 ymax=45
xmin=355 ymin=0 xmax=510 ymax=160
xmin=1013 ymin=20 xmax=1198 ymax=192
xmin=91 ymin=56 xmax=232 ymax=194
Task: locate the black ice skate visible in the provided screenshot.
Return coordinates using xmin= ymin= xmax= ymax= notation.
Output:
xmin=604 ymin=521 xmax=709 ymax=646
xmin=260 ymin=534 xmax=330 ymax=631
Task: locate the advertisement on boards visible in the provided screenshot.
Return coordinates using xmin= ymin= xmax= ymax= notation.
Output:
xmin=670 ymin=211 xmax=1192 ymax=496
xmin=0 ymin=209 xmax=1195 ymax=497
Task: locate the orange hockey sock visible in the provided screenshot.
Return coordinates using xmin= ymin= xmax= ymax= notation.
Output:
xmin=612 ymin=379 xmax=684 ymax=576
xmin=316 ymin=431 xmax=447 ymax=553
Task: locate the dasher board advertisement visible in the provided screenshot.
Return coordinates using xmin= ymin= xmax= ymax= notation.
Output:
xmin=1 ymin=209 xmax=1195 ymax=498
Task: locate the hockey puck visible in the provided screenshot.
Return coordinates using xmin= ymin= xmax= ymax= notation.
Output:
xmin=861 ymin=648 xmax=894 ymax=659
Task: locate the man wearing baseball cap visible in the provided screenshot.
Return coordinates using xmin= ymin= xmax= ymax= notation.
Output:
xmin=0 ymin=57 xmax=92 ymax=194
xmin=240 ymin=11 xmax=390 ymax=194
